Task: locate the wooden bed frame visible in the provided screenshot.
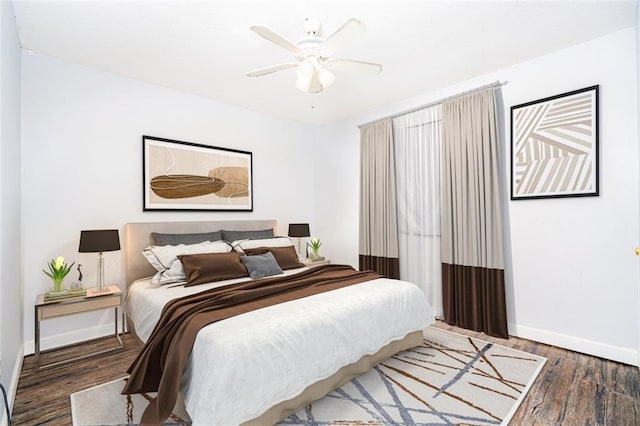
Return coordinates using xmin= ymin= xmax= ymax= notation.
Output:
xmin=123 ymin=219 xmax=423 ymax=424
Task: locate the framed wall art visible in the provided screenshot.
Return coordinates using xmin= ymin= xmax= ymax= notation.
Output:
xmin=510 ymin=85 xmax=599 ymax=200
xmin=143 ymin=135 xmax=253 ymax=211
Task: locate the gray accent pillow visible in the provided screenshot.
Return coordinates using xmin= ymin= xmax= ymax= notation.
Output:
xmin=151 ymin=231 xmax=223 ymax=246
xmin=221 ymin=229 xmax=274 ymax=242
xmin=240 ymin=252 xmax=283 ymax=279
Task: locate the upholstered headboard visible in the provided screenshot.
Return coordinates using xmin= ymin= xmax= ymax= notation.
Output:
xmin=124 ymin=220 xmax=278 ymax=285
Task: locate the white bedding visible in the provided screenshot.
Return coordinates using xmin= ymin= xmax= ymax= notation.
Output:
xmin=126 ymin=268 xmax=434 ymax=425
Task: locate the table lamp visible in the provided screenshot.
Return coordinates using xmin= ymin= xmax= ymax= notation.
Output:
xmin=78 ymin=229 xmax=120 ymax=293
xmin=288 ymin=223 xmax=310 ymax=259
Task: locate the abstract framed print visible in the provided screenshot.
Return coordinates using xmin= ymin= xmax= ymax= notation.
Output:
xmin=510 ymin=85 xmax=599 ymax=200
xmin=143 ymin=135 xmax=253 ymax=211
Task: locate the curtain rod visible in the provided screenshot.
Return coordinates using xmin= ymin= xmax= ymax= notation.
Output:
xmin=358 ymin=80 xmax=508 ymax=129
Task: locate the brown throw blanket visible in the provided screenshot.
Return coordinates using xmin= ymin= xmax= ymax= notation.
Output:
xmin=123 ymin=264 xmax=381 ymax=425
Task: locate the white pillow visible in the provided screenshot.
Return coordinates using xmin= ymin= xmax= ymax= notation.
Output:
xmin=232 ymin=237 xmax=293 ymax=253
xmin=151 ymin=260 xmax=186 ymax=286
xmin=142 ymin=240 xmax=232 ymax=286
xmin=143 ymin=240 xmax=232 ymax=271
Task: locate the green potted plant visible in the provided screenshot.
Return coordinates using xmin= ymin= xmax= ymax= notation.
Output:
xmin=307 ymin=237 xmax=323 ymax=261
xmin=43 ymin=256 xmax=75 ymax=294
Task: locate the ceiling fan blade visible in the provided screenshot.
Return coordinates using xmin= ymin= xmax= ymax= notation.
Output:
xmin=320 ymin=18 xmax=366 ymax=57
xmin=246 ymin=63 xmax=298 ymax=77
xmin=326 ymin=58 xmax=382 ymax=74
xmin=250 ymin=26 xmax=302 ymax=56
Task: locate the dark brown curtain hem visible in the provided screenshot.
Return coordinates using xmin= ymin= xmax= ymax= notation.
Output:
xmin=442 ymin=263 xmax=508 ymax=338
xmin=359 ymin=255 xmax=400 ymax=279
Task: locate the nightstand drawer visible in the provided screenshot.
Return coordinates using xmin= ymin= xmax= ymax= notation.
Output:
xmin=38 ymin=294 xmax=121 ymax=319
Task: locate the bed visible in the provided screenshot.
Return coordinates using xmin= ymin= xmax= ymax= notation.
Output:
xmin=123 ymin=220 xmax=434 ymax=425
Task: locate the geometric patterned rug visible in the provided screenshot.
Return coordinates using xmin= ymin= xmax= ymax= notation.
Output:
xmin=70 ymin=327 xmax=545 ymax=425
xmin=280 ymin=327 xmax=546 ymax=425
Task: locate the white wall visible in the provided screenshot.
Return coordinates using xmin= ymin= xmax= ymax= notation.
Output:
xmin=21 ymin=53 xmax=317 ymax=353
xmin=316 ymin=27 xmax=639 ymax=365
xmin=0 ymin=0 xmax=23 ymax=421
xmin=636 ymin=0 xmax=639 ymax=366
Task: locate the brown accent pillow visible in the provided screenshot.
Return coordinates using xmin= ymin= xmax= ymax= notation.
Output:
xmin=243 ymin=246 xmax=305 ymax=270
xmin=178 ymin=252 xmax=248 ymax=287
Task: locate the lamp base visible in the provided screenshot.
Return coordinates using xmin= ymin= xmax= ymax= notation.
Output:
xmin=96 ymin=252 xmax=107 ymax=293
xmin=87 ymin=286 xmax=113 ymax=296
xmin=293 ymin=238 xmax=305 ymax=261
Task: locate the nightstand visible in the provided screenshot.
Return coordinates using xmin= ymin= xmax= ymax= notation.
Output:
xmin=34 ymin=285 xmax=124 ymax=368
xmin=302 ymin=258 xmax=331 ymax=267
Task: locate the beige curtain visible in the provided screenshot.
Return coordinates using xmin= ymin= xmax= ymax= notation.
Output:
xmin=441 ymin=88 xmax=508 ymax=338
xmin=359 ymin=118 xmax=400 ymax=278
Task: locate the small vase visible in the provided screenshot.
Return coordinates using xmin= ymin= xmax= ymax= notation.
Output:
xmin=52 ymin=277 xmax=64 ymax=293
xmin=311 ymin=249 xmax=320 ymax=259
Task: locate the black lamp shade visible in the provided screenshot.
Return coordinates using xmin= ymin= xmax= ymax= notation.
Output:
xmin=288 ymin=223 xmax=310 ymax=238
xmin=78 ymin=229 xmax=121 ymax=253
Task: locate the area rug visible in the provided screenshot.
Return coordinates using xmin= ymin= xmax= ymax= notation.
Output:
xmin=70 ymin=327 xmax=545 ymax=425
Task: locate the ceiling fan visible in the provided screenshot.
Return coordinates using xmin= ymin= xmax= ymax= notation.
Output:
xmin=246 ymin=17 xmax=382 ymax=94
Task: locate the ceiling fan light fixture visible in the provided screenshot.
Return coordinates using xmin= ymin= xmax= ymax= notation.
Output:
xmin=297 ymin=60 xmax=314 ymax=78
xmin=317 ymin=67 xmax=335 ymax=89
xmin=296 ymin=74 xmax=313 ymax=92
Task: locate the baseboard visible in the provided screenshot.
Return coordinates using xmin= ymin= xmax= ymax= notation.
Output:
xmin=24 ymin=323 xmax=117 ymax=355
xmin=0 ymin=343 xmax=24 ymax=426
xmin=509 ymin=323 xmax=638 ymax=366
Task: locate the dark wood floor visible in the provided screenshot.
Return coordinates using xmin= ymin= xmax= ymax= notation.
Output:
xmin=12 ymin=334 xmax=142 ymax=425
xmin=11 ymin=323 xmax=640 ymax=425
xmin=435 ymin=323 xmax=640 ymax=425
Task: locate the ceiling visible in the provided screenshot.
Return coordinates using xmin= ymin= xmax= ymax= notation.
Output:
xmin=12 ymin=0 xmax=637 ymax=126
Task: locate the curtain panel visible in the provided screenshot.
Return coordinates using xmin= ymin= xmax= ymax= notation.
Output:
xmin=393 ymin=106 xmax=443 ymax=318
xmin=359 ymin=119 xmax=400 ymax=278
xmin=440 ymin=89 xmax=508 ymax=338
